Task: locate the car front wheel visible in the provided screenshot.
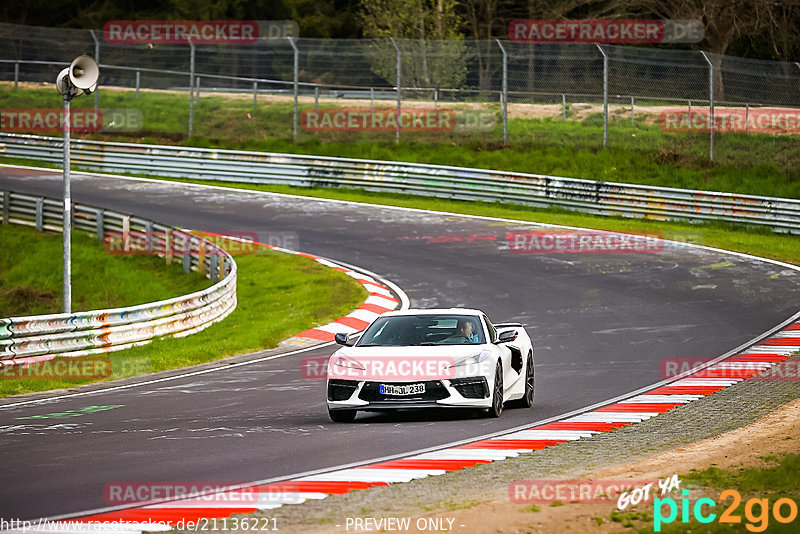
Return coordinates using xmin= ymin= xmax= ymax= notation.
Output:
xmin=484 ymin=361 xmax=504 ymax=418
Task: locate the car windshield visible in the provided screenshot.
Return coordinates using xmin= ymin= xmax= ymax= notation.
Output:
xmin=357 ymin=314 xmax=485 ymax=347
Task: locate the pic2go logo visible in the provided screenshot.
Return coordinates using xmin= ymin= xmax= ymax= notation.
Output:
xmin=654 ymin=489 xmax=798 ymax=532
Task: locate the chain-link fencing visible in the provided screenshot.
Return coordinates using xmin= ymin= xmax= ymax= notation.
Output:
xmin=1 ymin=22 xmax=799 ymax=166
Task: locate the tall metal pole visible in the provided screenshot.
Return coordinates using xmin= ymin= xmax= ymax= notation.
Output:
xmin=596 ymin=44 xmax=608 ymax=147
xmin=90 ymin=30 xmax=100 ymax=112
xmin=62 ymin=93 xmax=72 ymax=313
xmin=189 ymin=42 xmax=195 ymax=138
xmin=390 ymin=38 xmax=401 ymax=144
xmin=701 ymin=51 xmax=714 ymax=161
xmin=496 ymin=39 xmax=508 ymax=146
xmin=288 ymin=37 xmax=299 ymax=143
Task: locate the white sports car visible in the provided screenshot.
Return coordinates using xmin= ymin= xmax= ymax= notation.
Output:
xmin=326 ymin=308 xmax=534 ymax=422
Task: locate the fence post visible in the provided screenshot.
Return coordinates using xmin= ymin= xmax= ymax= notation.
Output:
xmin=195 ymin=76 xmax=200 ymax=104
xmin=189 ymin=42 xmax=195 ymax=138
xmin=434 ymin=88 xmax=438 ymax=112
xmin=135 ymin=70 xmax=140 ymax=98
xmin=370 ymin=87 xmax=374 ymax=113
xmin=562 ymin=94 xmax=566 ymax=120
xmin=314 ymin=85 xmax=319 ymax=111
xmin=253 ymin=81 xmax=258 ymax=108
xmin=90 ymin=30 xmax=100 ymax=111
xmin=630 ymin=96 xmax=634 ymax=126
xmin=745 ymin=103 xmax=749 ymax=133
xmin=596 ymin=44 xmax=608 ymax=147
xmin=288 ymin=37 xmax=299 ymax=143
xmin=14 ymin=62 xmax=19 ymax=91
xmin=700 ymin=51 xmax=714 ymax=161
xmin=496 ymin=39 xmax=508 ymax=146
xmin=390 ymin=38 xmax=401 ymax=144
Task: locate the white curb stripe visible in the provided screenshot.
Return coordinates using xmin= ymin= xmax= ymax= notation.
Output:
xmin=497 ymin=430 xmax=597 ymax=440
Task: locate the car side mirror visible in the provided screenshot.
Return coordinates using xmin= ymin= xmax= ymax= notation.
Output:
xmin=496 ymin=330 xmax=517 ymax=343
xmin=334 ymin=332 xmax=354 ymax=346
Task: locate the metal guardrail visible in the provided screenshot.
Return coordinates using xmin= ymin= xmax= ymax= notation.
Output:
xmin=0 ymin=189 xmax=238 ymax=366
xmin=1 ymin=133 xmax=799 ymax=233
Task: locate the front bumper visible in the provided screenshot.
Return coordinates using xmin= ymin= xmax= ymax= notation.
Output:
xmin=326 ymin=377 xmax=491 ymax=411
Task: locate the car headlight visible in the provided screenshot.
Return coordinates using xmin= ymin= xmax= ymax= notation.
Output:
xmin=331 ymin=355 xmax=365 ymax=370
xmin=448 ymin=350 xmax=491 ymax=369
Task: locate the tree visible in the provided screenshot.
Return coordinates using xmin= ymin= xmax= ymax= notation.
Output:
xmin=359 ymin=0 xmax=467 ymax=90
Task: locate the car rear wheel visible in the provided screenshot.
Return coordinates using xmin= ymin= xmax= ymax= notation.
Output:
xmin=328 ymin=409 xmax=357 ymax=423
xmin=484 ymin=361 xmax=504 ymax=418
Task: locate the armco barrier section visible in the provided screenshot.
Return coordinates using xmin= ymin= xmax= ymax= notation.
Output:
xmin=2 ymin=133 xmax=799 ymax=233
xmin=0 ymin=190 xmax=237 ymax=367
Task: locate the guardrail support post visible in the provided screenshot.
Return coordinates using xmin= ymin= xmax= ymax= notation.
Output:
xmin=218 ymin=256 xmax=225 ymax=282
xmin=2 ymin=191 xmax=9 ymax=224
xmin=183 ymin=251 xmax=191 ymax=273
xmin=496 ymin=39 xmax=508 ymax=146
xmin=165 ymin=229 xmax=173 ymax=264
xmin=288 ymin=37 xmax=299 ymax=143
xmin=390 ymin=38 xmax=401 ymax=144
xmin=144 ymin=221 xmax=153 ymax=253
xmin=35 ymin=198 xmax=44 ymax=231
xmin=95 ymin=209 xmax=104 ymax=241
xmin=596 ymin=44 xmax=608 ymax=147
xmin=209 ymin=253 xmax=218 ymax=281
xmin=188 ymin=42 xmax=195 ymax=138
xmin=122 ymin=215 xmax=130 ymax=252
xmin=195 ymin=76 xmax=201 ymax=104
xmin=700 ymin=51 xmax=714 ymax=161
xmin=198 ymin=239 xmax=206 ymax=276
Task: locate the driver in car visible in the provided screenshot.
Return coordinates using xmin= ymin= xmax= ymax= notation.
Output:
xmin=454 ymin=318 xmax=480 ymax=343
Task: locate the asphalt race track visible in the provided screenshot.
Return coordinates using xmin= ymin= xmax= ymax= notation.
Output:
xmin=2 ymin=167 xmax=800 ymax=521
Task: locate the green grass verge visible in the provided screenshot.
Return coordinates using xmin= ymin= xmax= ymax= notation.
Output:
xmin=0 ymin=224 xmax=210 ymax=316
xmin=2 ymin=82 xmax=798 ymax=199
xmin=0 ymin=226 xmax=367 ymax=397
xmin=624 ymin=453 xmax=800 ymax=533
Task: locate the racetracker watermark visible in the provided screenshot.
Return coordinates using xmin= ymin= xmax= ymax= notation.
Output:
xmin=103 ymin=481 xmax=294 ymax=505
xmin=1 ymin=356 xmax=112 ymax=380
xmin=103 ymin=231 xmax=298 ymax=255
xmin=661 ymin=108 xmax=800 ymax=135
xmin=1 ymin=108 xmax=101 ymax=133
xmin=661 ymin=358 xmax=800 ymax=381
xmin=509 ymin=19 xmax=703 ymax=43
xmin=301 ymin=355 xmax=484 ymax=381
xmin=301 ymin=108 xmax=457 ymax=133
xmin=103 ymin=20 xmax=259 ymax=44
xmin=1 ymin=108 xmax=143 ymax=133
xmin=510 ymin=480 xmax=653 ymax=504
xmin=506 ymin=230 xmax=663 ymax=254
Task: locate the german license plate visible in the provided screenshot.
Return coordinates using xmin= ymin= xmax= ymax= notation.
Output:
xmin=380 ymin=383 xmax=425 ymax=396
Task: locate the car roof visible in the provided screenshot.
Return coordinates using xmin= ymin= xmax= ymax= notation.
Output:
xmin=381 ymin=308 xmax=484 ymax=317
